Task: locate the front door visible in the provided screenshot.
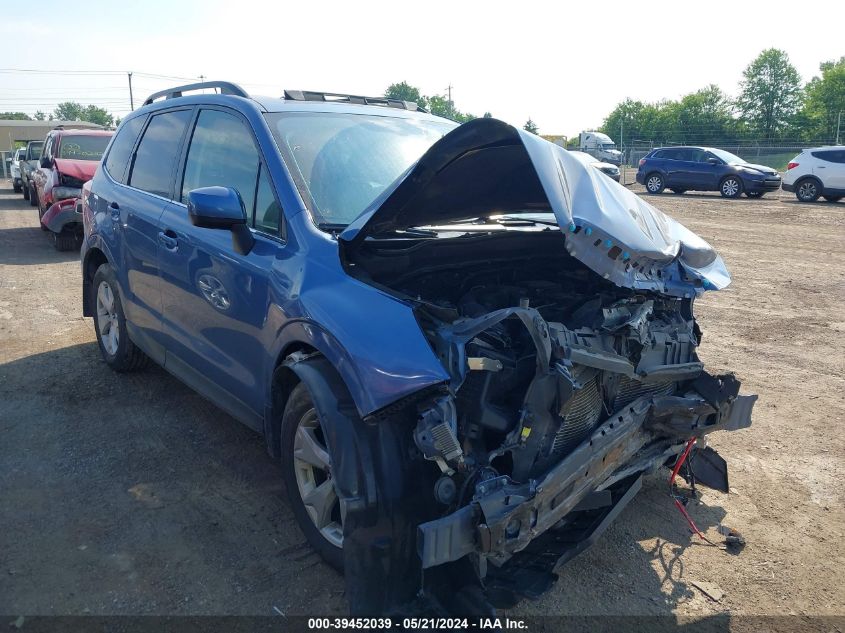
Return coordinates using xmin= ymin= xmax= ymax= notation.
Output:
xmin=157 ymin=107 xmax=286 ymax=427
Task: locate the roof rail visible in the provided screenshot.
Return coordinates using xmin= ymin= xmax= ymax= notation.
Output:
xmin=283 ymin=90 xmax=423 ymax=112
xmin=143 ymin=81 xmax=249 ymax=106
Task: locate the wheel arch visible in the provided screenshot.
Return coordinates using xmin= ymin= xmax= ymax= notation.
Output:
xmin=82 ymin=246 xmax=110 ymax=317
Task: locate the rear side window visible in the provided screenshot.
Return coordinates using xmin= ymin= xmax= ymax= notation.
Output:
xmin=104 ymin=115 xmax=147 ymax=184
xmin=129 ymin=109 xmax=192 ymax=198
xmin=811 ymin=150 xmax=845 ymax=164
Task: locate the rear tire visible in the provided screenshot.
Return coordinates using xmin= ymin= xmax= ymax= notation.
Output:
xmin=823 ymin=196 xmax=842 ymax=203
xmin=13 ymin=182 xmax=22 ymax=193
xmin=720 ymin=176 xmax=743 ymax=198
xmin=645 ymin=173 xmax=665 ymax=194
xmin=52 ymin=229 xmax=79 ymax=252
xmin=795 ymin=178 xmax=821 ymax=202
xmin=91 ymin=263 xmax=150 ymax=372
xmin=281 ymin=382 xmax=344 ymax=572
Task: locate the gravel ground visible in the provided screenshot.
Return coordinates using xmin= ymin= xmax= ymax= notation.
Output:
xmin=1 ymin=179 xmax=843 ymax=620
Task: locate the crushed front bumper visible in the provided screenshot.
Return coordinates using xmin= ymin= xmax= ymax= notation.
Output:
xmin=417 ymin=373 xmax=755 ymax=569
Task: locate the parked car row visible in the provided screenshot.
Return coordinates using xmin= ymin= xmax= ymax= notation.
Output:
xmin=77 ymin=81 xmax=756 ymax=615
xmin=635 ymin=144 xmax=844 ymax=202
xmin=11 ymin=128 xmax=113 ymax=250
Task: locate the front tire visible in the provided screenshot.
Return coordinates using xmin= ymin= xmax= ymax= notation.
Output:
xmin=22 ymin=182 xmax=30 ymax=200
xmin=13 ymin=182 xmax=22 ymax=193
xmin=281 ymin=382 xmax=344 ymax=571
xmin=52 ymin=229 xmax=79 ymax=252
xmin=91 ymin=264 xmax=150 ymax=372
xmin=720 ymin=176 xmax=743 ymax=198
xmin=795 ymin=179 xmax=821 ymax=202
xmin=645 ymin=173 xmax=665 ymax=194
xmin=29 ymin=185 xmax=39 ymax=207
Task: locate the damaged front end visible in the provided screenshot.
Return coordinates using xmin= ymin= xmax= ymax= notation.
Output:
xmin=335 ymin=118 xmax=756 ymax=612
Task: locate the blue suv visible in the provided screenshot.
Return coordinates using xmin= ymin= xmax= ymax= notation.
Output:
xmin=80 ymin=82 xmax=755 ymax=615
xmin=636 ymin=146 xmax=781 ymax=198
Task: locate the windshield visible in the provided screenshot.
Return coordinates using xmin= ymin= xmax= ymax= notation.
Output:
xmin=58 ymin=135 xmax=110 ymax=161
xmin=265 ymin=112 xmax=456 ymax=227
xmin=599 ymin=143 xmax=617 ymax=150
xmin=29 ymin=143 xmax=42 ymax=159
xmin=709 ymin=148 xmax=746 ymax=165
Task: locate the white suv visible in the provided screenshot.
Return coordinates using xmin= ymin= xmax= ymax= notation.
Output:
xmin=782 ymin=146 xmax=845 ymax=202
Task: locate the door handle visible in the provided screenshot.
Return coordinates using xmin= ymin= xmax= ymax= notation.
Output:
xmin=158 ymin=230 xmax=178 ymax=250
xmin=109 ymin=202 xmax=120 ymax=221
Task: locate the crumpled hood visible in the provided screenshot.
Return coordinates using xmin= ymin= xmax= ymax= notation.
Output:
xmin=340 ymin=118 xmax=730 ymax=297
xmin=54 ymin=158 xmax=98 ymax=183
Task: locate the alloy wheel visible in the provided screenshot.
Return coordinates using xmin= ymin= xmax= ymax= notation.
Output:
xmin=722 ymin=178 xmax=740 ymax=197
xmin=798 ymin=181 xmax=818 ymax=201
xmin=293 ymin=408 xmax=343 ymax=548
xmin=646 ymin=176 xmax=662 ymax=193
xmin=96 ymin=281 xmax=120 ymax=356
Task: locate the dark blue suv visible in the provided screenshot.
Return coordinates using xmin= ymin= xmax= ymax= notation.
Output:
xmin=80 ymin=82 xmax=755 ymax=615
xmin=636 ymin=146 xmax=781 ymax=198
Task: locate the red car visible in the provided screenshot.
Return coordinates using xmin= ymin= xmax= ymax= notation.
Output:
xmin=32 ymin=128 xmax=113 ymax=250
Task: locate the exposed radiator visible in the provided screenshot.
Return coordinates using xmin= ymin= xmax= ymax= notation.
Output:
xmin=612 ymin=376 xmax=674 ymax=411
xmin=552 ymin=377 xmax=602 ymax=455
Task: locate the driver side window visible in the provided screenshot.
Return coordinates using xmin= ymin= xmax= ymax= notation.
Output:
xmin=182 ymin=109 xmax=258 ymax=211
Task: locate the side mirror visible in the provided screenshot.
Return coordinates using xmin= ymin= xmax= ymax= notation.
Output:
xmin=40 ymin=156 xmax=51 ymax=168
xmin=707 ymin=157 xmax=720 ymax=165
xmin=187 ymin=186 xmax=255 ymax=255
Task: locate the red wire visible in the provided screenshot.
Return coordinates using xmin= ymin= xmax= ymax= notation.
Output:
xmin=669 ymin=438 xmax=720 ymax=546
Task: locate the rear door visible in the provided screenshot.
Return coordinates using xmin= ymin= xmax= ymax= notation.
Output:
xmin=116 ymin=108 xmax=194 ymax=354
xmin=662 ymin=148 xmax=686 ymax=186
xmin=157 ymin=107 xmax=286 ymax=428
xmin=812 ymin=150 xmax=845 ymax=190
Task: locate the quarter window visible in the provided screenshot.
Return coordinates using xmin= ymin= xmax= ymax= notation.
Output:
xmin=105 ymin=115 xmax=147 ymax=184
xmin=254 ymin=165 xmax=281 ymax=235
xmin=129 ymin=109 xmax=192 ymax=198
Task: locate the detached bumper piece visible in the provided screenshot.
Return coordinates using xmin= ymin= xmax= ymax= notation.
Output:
xmin=484 ymin=473 xmax=642 ymax=608
xmin=417 ymin=373 xmax=755 ymax=570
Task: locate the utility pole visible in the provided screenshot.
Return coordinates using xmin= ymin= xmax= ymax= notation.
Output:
xmin=127 ymin=72 xmax=134 ymax=111
xmin=837 ymin=111 xmax=842 ymax=145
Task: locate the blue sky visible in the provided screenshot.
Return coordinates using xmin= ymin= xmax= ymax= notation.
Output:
xmin=2 ymin=0 xmax=843 ymax=136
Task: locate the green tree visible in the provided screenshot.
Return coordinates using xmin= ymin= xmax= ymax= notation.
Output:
xmin=385 ymin=82 xmax=476 ymax=122
xmin=802 ymin=57 xmax=845 ymax=141
xmin=34 ymin=110 xmax=46 ymax=121
xmin=385 ymin=81 xmax=425 ymax=108
xmin=53 ymin=102 xmax=114 ymax=126
xmin=53 ymin=101 xmax=85 ymax=121
xmin=482 ymin=111 xmax=493 ymax=118
xmin=736 ymin=48 xmax=803 ymax=141
xmin=0 ymin=112 xmax=32 ymax=120
xmin=82 ymin=105 xmax=114 ymax=127
xmin=523 ymin=118 xmax=539 ymax=134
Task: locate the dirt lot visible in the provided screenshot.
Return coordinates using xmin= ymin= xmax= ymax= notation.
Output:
xmin=1 ymin=179 xmax=843 ymax=620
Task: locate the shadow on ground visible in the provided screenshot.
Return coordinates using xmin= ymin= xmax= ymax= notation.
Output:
xmin=0 ymin=343 xmax=731 ymax=617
